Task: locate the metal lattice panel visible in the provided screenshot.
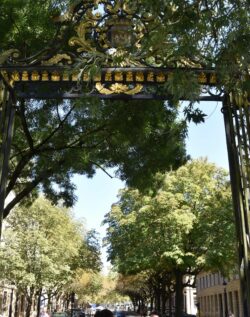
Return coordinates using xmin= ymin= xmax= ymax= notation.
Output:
xmin=223 ymin=94 xmax=250 ymax=317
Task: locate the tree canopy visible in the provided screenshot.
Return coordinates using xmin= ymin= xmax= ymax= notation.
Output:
xmin=1 ymin=0 xmax=249 ymax=216
xmin=104 ymin=158 xmax=237 ymax=317
xmin=0 ymin=197 xmax=102 ymax=317
xmin=130 ymin=0 xmax=250 ymax=93
xmin=4 ymin=97 xmax=187 ymax=218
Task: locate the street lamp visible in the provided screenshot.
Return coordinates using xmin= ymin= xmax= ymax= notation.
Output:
xmin=223 ymin=280 xmax=228 ymax=317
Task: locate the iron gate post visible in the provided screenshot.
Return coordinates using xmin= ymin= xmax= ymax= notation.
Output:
xmin=222 ymin=94 xmax=250 ymax=317
xmin=0 ymin=77 xmax=16 ymax=239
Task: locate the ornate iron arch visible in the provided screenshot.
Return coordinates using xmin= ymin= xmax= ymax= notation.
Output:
xmin=0 ymin=1 xmax=250 ymax=315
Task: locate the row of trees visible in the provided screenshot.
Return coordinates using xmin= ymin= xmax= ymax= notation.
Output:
xmin=104 ymin=159 xmax=237 ymax=317
xmin=0 ymin=198 xmax=103 ymax=317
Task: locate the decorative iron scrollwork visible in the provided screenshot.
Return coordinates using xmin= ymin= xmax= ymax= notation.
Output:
xmin=42 ymin=54 xmax=73 ymax=66
xmin=67 ymin=0 xmax=154 ymax=67
xmin=0 ymin=49 xmax=20 ymax=65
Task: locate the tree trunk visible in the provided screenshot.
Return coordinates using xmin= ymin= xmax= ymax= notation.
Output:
xmin=25 ymin=287 xmax=35 ymax=317
xmin=154 ymin=288 xmax=161 ymax=313
xmin=36 ymin=289 xmax=42 ymax=317
xmin=175 ymin=271 xmax=184 ymax=317
xmin=47 ymin=290 xmax=52 ymax=313
xmin=14 ymin=291 xmax=19 ymax=317
xmin=161 ymin=286 xmax=167 ymax=317
xmin=169 ymin=294 xmax=172 ymax=317
xmin=150 ymin=297 xmax=153 ymax=312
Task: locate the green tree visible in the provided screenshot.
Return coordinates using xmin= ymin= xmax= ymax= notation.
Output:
xmin=128 ymin=0 xmax=250 ymax=93
xmin=4 ymin=98 xmax=187 ymax=218
xmin=68 ymin=270 xmax=103 ymax=305
xmin=0 ymin=197 xmax=95 ymax=317
xmin=71 ymin=229 xmax=102 ymax=272
xmin=0 ymin=0 xmax=67 ymax=55
xmin=114 ymin=272 xmax=159 ymax=313
xmin=104 ymin=159 xmax=237 ymax=317
xmin=96 ymin=271 xmax=130 ymax=307
xmin=1 ymin=0 xmax=249 ymax=220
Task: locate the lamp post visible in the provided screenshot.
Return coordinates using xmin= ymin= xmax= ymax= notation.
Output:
xmin=223 ymin=280 xmax=228 ymax=317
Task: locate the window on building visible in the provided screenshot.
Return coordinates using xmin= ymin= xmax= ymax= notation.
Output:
xmin=215 ymin=294 xmax=218 ymax=312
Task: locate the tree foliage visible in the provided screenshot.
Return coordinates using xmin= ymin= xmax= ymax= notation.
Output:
xmin=0 ymin=0 xmax=66 ymax=54
xmin=68 ymin=270 xmax=103 ymax=304
xmin=4 ymin=97 xmax=187 ymax=218
xmin=0 ymin=197 xmax=102 ymax=317
xmin=136 ymin=0 xmax=249 ymax=92
xmin=104 ymin=159 xmax=237 ymax=317
xmin=71 ymin=229 xmax=102 ymax=272
xmin=1 ymin=0 xmax=249 ymax=217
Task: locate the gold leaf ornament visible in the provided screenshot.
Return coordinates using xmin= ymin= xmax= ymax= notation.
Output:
xmin=0 ymin=49 xmax=20 ymax=64
xmin=42 ymin=54 xmax=72 ymax=65
xmin=96 ymin=82 xmax=143 ymax=95
xmin=69 ymin=21 xmax=96 ymax=52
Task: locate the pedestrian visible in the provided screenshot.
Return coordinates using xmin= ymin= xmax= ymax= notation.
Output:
xmin=40 ymin=309 xmax=50 ymax=317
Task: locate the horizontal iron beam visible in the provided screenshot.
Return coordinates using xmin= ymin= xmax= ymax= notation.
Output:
xmin=1 ymin=65 xmax=218 ymax=87
xmin=0 ymin=65 xmax=217 ymax=73
xmin=16 ymin=90 xmax=223 ymax=101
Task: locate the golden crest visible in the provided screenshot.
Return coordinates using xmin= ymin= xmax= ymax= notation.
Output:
xmin=67 ymin=0 xmax=148 ymax=62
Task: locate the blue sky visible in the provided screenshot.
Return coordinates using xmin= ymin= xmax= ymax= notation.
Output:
xmin=72 ymin=100 xmax=229 ymax=267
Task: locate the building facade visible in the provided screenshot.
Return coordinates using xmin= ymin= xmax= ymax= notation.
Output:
xmin=196 ymin=272 xmax=242 ymax=317
xmin=0 ymin=284 xmax=16 ymax=317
